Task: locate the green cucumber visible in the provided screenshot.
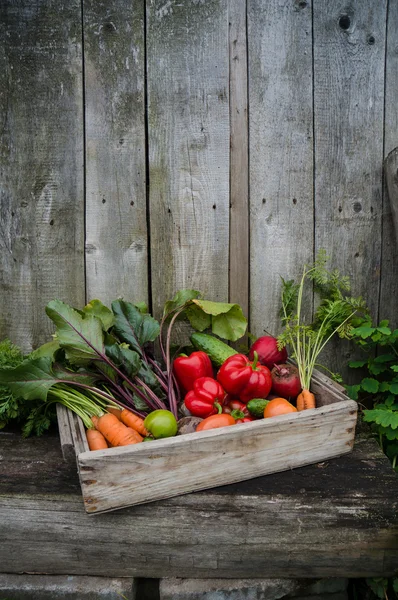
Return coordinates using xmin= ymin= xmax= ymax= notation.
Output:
xmin=246 ymin=398 xmax=270 ymax=418
xmin=190 ymin=332 xmax=238 ymax=367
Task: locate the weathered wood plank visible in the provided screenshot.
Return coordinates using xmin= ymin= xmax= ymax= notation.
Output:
xmin=228 ymin=0 xmax=249 ymax=320
xmin=379 ymin=0 xmax=398 ymax=326
xmin=83 ymin=0 xmax=148 ymax=306
xmin=147 ymin=0 xmax=230 ymax=315
xmin=76 ymin=399 xmax=356 ymax=514
xmin=0 ymin=0 xmax=84 ymax=352
xmin=0 ymin=432 xmax=397 ymax=578
xmin=313 ymin=1 xmax=387 ymax=375
xmin=56 ymin=404 xmax=76 ymax=463
xmin=248 ymin=0 xmax=314 ymax=338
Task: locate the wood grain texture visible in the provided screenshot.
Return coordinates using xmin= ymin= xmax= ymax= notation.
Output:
xmin=56 ymin=404 xmax=76 ymax=463
xmin=84 ymin=0 xmax=148 ymax=306
xmin=313 ymin=1 xmax=387 ymax=374
xmin=228 ymin=0 xmax=249 ymax=319
xmin=1 ymin=431 xmax=397 ymax=578
xmin=76 ymin=398 xmax=357 ymax=514
xmin=379 ymin=0 xmax=398 ymax=326
xmin=147 ymin=0 xmax=230 ymax=316
xmin=0 ymin=0 xmax=84 ymax=352
xmin=248 ymin=0 xmax=314 ymax=338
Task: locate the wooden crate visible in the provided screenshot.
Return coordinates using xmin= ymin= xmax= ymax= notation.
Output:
xmin=57 ymin=369 xmax=357 ymax=515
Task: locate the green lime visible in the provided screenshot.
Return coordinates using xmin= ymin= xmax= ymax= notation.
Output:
xmin=143 ymin=409 xmax=178 ymax=439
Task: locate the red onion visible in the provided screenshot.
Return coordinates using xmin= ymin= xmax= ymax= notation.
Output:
xmin=271 ymin=363 xmax=301 ymax=399
xmin=248 ymin=336 xmax=288 ymax=369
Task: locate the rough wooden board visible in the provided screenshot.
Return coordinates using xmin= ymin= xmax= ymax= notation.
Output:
xmin=147 ymin=0 xmax=230 ymax=316
xmin=379 ymin=0 xmax=398 ymax=327
xmin=380 ymin=148 xmax=398 ymax=326
xmin=56 ymin=404 xmax=76 ymax=463
xmin=84 ymin=0 xmax=148 ymax=306
xmin=228 ymin=0 xmax=249 ymax=323
xmin=313 ymin=1 xmax=387 ymax=376
xmin=0 ymin=0 xmax=85 ymax=352
xmin=0 ymin=431 xmax=397 ymax=578
xmin=76 ymin=400 xmax=357 ymax=514
xmin=248 ymin=0 xmax=314 ymax=338
xmin=68 ymin=410 xmax=89 ymax=456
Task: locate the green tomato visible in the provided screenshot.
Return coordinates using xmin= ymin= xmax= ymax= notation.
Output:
xmin=144 ymin=409 xmax=178 ymax=439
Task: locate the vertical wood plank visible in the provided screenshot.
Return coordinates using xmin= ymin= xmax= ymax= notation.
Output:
xmin=313 ymin=1 xmax=387 ymax=373
xmin=83 ymin=0 xmax=148 ymax=307
xmin=248 ymin=0 xmax=314 ymax=339
xmin=379 ymin=1 xmax=398 ymax=327
xmin=229 ymin=1 xmax=249 ymax=321
xmin=147 ymin=0 xmax=230 ymax=315
xmin=0 ymin=0 xmax=84 ymax=351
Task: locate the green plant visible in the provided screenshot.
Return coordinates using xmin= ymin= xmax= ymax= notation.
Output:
xmin=347 ymin=319 xmax=398 ymax=599
xmin=346 ymin=319 xmax=398 ymax=471
xmin=278 ymin=249 xmax=368 ymax=391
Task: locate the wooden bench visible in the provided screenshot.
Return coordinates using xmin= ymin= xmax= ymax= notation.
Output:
xmin=1 ymin=428 xmax=397 ymax=580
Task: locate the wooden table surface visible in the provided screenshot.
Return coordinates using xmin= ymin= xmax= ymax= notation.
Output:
xmin=1 ymin=428 xmax=397 ymax=580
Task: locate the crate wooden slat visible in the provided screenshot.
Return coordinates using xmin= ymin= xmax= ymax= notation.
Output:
xmin=57 ymin=377 xmax=357 ymax=515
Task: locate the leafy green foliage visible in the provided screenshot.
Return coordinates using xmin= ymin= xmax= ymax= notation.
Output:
xmin=278 ymin=250 xmax=368 ymax=389
xmin=111 ymin=299 xmax=160 ymax=355
xmin=0 ymin=339 xmax=57 ymax=436
xmin=348 ymin=318 xmax=398 ymax=472
xmin=46 ymin=299 xmax=105 ymax=365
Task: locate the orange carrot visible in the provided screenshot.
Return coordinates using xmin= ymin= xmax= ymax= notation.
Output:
xmin=106 ymin=405 xmax=123 ymax=420
xmin=86 ymin=429 xmax=108 ymax=451
xmin=95 ymin=413 xmax=143 ymax=447
xmin=120 ymin=409 xmax=149 ymax=437
xmin=296 ymin=389 xmax=316 ymax=411
xmin=91 ymin=415 xmax=99 ymax=428
xmin=126 ymin=427 xmax=144 ymax=443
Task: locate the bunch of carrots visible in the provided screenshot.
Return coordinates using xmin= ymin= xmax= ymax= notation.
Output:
xmin=86 ymin=407 xmax=149 ymax=451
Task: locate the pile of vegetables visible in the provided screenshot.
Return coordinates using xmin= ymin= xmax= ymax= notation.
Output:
xmin=0 ymin=252 xmax=367 ymax=450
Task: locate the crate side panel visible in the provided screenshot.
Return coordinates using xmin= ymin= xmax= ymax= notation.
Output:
xmin=78 ymin=400 xmax=357 ymax=513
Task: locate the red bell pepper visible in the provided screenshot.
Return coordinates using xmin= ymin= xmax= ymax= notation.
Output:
xmin=222 ymin=398 xmax=255 ymax=423
xmin=173 ymin=351 xmax=213 ymax=393
xmin=184 ymin=377 xmax=226 ymax=418
xmin=217 ymin=352 xmax=272 ymax=403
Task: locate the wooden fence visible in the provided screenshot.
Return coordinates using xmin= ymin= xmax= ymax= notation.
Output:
xmin=1 ymin=0 xmax=397 ymax=375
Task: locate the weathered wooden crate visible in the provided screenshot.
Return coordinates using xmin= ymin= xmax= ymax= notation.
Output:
xmin=57 ymin=369 xmax=357 ymax=515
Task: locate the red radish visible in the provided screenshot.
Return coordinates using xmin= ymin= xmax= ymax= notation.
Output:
xmin=271 ymin=363 xmax=301 ymax=399
xmin=248 ymin=336 xmax=288 ymax=369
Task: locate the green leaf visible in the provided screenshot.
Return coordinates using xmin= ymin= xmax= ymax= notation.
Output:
xmin=379 ymin=319 xmax=390 ymax=328
xmin=392 ymin=577 xmax=398 ymax=593
xmin=46 ymin=300 xmax=105 ymax=365
xmin=391 ymin=365 xmax=398 ymax=372
xmin=352 ymin=324 xmax=375 ymax=339
xmin=0 ymin=357 xmax=98 ymax=402
xmin=368 ymin=362 xmax=389 ymax=376
xmin=112 ymin=299 xmax=160 ymax=354
xmin=185 ymin=303 xmax=212 ymax=331
xmin=83 ymin=299 xmax=115 ymax=331
xmin=29 ymin=340 xmax=60 ymax=360
xmin=389 ymin=382 xmax=398 ymax=395
xmin=163 ymin=289 xmax=201 ymax=315
xmin=192 ymin=299 xmax=247 ymax=342
xmin=348 ymin=359 xmax=367 ymax=368
xmin=361 ymin=378 xmax=379 ymax=393
xmin=134 ymin=302 xmax=149 ymax=314
xmin=363 ymin=408 xmax=398 ymax=429
xmin=377 ymin=326 xmax=392 ymax=335
xmin=105 ymin=343 xmax=141 ymax=379
xmin=345 ymin=384 xmax=361 ymax=400
xmin=374 ymin=353 xmax=395 ymax=363
xmin=379 ymin=381 xmax=391 ymax=392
